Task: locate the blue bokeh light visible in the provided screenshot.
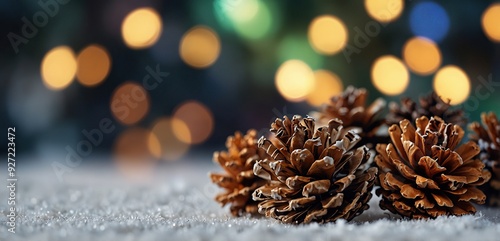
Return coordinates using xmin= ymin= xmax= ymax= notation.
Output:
xmin=410 ymin=2 xmax=450 ymax=42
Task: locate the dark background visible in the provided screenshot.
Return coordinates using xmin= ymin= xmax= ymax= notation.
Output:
xmin=1 ymin=0 xmax=499 ymax=175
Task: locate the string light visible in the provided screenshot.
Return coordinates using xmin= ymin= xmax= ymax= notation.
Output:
xmin=180 ymin=26 xmax=221 ymax=68
xmin=402 ymin=37 xmax=441 ymax=75
xmin=364 ymin=0 xmax=404 ymax=23
xmin=121 ymin=7 xmax=162 ymax=49
xmin=173 ymin=101 xmax=214 ymax=144
xmin=149 ymin=117 xmax=190 ymax=161
xmin=41 ymin=46 xmax=77 ymax=90
xmin=306 ymin=70 xmax=343 ymax=107
xmin=76 ymin=44 xmax=111 ymax=87
xmin=433 ymin=65 xmax=470 ymax=105
xmin=371 ymin=55 xmax=409 ymax=95
xmin=482 ymin=3 xmax=500 ymax=42
xmin=110 ymin=82 xmax=150 ymax=125
xmin=275 ymin=60 xmax=315 ymax=102
xmin=308 ymin=15 xmax=348 ymax=55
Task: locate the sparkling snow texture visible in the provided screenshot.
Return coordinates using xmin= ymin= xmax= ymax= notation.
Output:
xmin=1 ymin=162 xmax=500 ymax=241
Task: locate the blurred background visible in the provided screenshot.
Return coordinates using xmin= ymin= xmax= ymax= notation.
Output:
xmin=1 ymin=0 xmax=500 ymax=180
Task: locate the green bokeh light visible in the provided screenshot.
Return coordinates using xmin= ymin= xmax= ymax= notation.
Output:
xmin=214 ymin=0 xmax=275 ymax=40
xmin=277 ymin=34 xmax=324 ymax=70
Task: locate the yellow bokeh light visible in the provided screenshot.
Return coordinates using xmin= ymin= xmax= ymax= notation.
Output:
xmin=41 ymin=46 xmax=77 ymax=90
xmin=149 ymin=117 xmax=190 ymax=161
xmin=114 ymin=127 xmax=158 ymax=180
xmin=306 ymin=70 xmax=343 ymax=107
xmin=403 ymin=37 xmax=441 ymax=75
xmin=173 ymin=101 xmax=214 ymax=144
xmin=110 ymin=82 xmax=150 ymax=126
xmin=275 ymin=60 xmax=315 ymax=102
xmin=433 ymin=65 xmax=470 ymax=105
xmin=76 ymin=44 xmax=111 ymax=87
xmin=482 ymin=3 xmax=500 ymax=42
xmin=180 ymin=26 xmax=221 ymax=68
xmin=121 ymin=7 xmax=162 ymax=49
xmin=364 ymin=0 xmax=404 ymax=23
xmin=308 ymin=15 xmax=348 ymax=55
xmin=371 ymin=55 xmax=409 ymax=96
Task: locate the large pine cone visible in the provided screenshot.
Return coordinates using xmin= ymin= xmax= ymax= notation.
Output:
xmin=469 ymin=112 xmax=500 ymax=206
xmin=375 ymin=116 xmax=491 ymax=219
xmin=314 ymin=86 xmax=386 ymax=148
xmin=387 ymin=92 xmax=465 ymax=127
xmin=252 ymin=115 xmax=378 ymax=224
xmin=209 ymin=130 xmax=269 ymax=216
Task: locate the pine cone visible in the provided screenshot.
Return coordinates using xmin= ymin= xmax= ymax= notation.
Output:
xmin=252 ymin=115 xmax=378 ymax=224
xmin=209 ymin=130 xmax=269 ymax=216
xmin=469 ymin=112 xmax=500 ymax=206
xmin=387 ymin=92 xmax=466 ymax=128
xmin=375 ymin=116 xmax=491 ymax=219
xmin=314 ymin=86 xmax=386 ymax=148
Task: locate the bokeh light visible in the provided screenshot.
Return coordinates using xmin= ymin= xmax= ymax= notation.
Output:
xmin=278 ymin=34 xmax=324 ymax=70
xmin=180 ymin=26 xmax=221 ymax=68
xmin=364 ymin=0 xmax=404 ymax=23
xmin=41 ymin=46 xmax=77 ymax=90
xmin=114 ymin=127 xmax=158 ymax=179
xmin=410 ymin=2 xmax=449 ymax=43
xmin=306 ymin=70 xmax=343 ymax=107
xmin=371 ymin=55 xmax=409 ymax=95
xmin=308 ymin=15 xmax=348 ymax=55
xmin=173 ymin=101 xmax=214 ymax=144
xmin=433 ymin=65 xmax=470 ymax=105
xmin=149 ymin=117 xmax=190 ymax=161
xmin=482 ymin=3 xmax=500 ymax=42
xmin=121 ymin=7 xmax=162 ymax=49
xmin=214 ymin=0 xmax=274 ymax=40
xmin=402 ymin=37 xmax=441 ymax=75
xmin=76 ymin=44 xmax=111 ymax=87
xmin=275 ymin=60 xmax=315 ymax=102
xmin=110 ymin=82 xmax=150 ymax=125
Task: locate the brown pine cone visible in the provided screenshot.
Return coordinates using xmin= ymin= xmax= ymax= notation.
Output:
xmin=375 ymin=116 xmax=491 ymax=219
xmin=387 ymin=92 xmax=466 ymax=127
xmin=469 ymin=112 xmax=500 ymax=206
xmin=314 ymin=86 xmax=386 ymax=148
xmin=209 ymin=130 xmax=269 ymax=216
xmin=252 ymin=115 xmax=378 ymax=224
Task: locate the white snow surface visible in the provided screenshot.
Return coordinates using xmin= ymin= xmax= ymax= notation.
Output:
xmin=1 ymin=161 xmax=500 ymax=241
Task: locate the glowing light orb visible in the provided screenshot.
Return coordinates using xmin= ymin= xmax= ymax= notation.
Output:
xmin=41 ymin=46 xmax=77 ymax=90
xmin=180 ymin=26 xmax=221 ymax=68
xmin=121 ymin=8 xmax=162 ymax=49
xmin=275 ymin=60 xmax=315 ymax=101
xmin=433 ymin=65 xmax=470 ymax=105
xmin=371 ymin=55 xmax=409 ymax=95
xmin=308 ymin=15 xmax=348 ymax=55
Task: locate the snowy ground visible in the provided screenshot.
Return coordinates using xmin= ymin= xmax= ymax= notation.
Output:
xmin=1 ymin=161 xmax=500 ymax=241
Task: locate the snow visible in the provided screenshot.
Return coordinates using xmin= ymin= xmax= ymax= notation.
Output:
xmin=1 ymin=161 xmax=500 ymax=241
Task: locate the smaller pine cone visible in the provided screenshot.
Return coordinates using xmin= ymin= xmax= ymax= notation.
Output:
xmin=252 ymin=115 xmax=378 ymax=224
xmin=387 ymin=92 xmax=465 ymax=127
xmin=209 ymin=130 xmax=269 ymax=216
xmin=314 ymin=86 xmax=386 ymax=147
xmin=469 ymin=112 xmax=500 ymax=206
xmin=375 ymin=116 xmax=491 ymax=219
